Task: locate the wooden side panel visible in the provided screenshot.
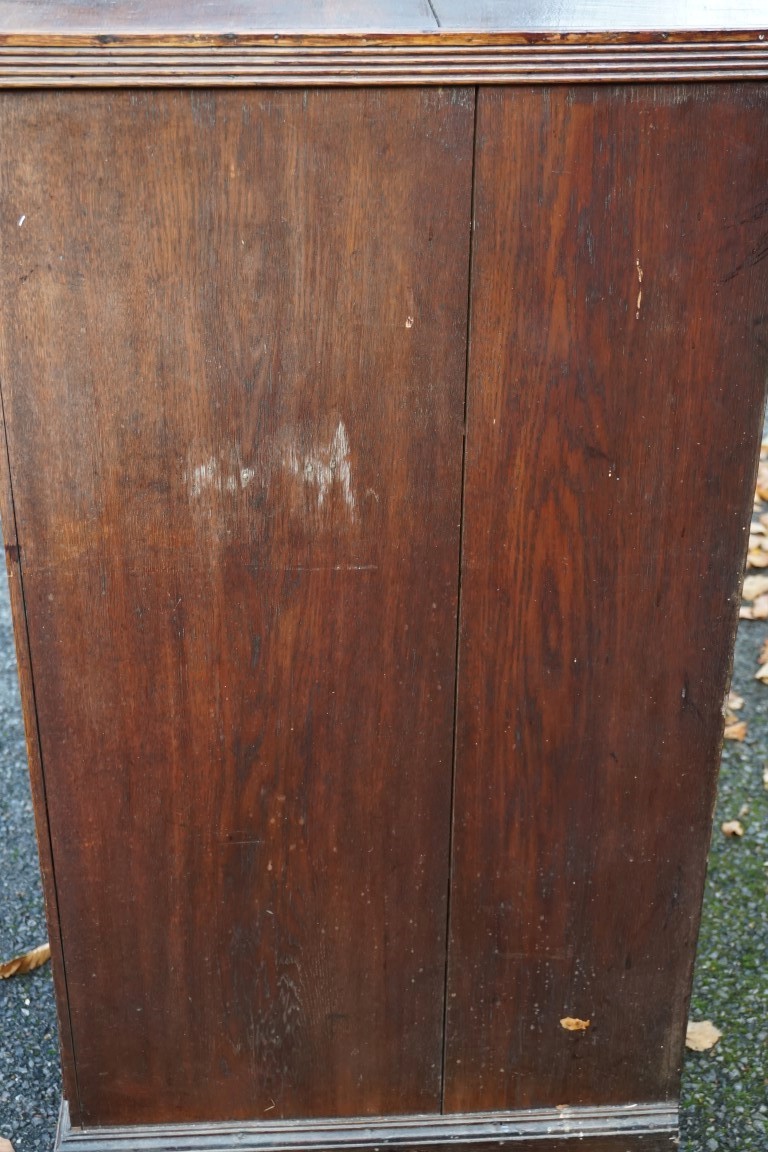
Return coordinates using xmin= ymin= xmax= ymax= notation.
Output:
xmin=0 ymin=87 xmax=473 ymax=1126
xmin=445 ymin=84 xmax=768 ymax=1111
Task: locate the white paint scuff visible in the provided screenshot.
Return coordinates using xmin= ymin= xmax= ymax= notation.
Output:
xmin=284 ymin=421 xmax=355 ymax=517
xmin=189 ymin=458 xmax=220 ymax=498
xmin=185 ymin=420 xmax=356 ymax=520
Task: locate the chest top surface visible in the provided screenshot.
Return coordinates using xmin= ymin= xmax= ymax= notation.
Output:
xmin=0 ymin=0 xmax=765 ymax=36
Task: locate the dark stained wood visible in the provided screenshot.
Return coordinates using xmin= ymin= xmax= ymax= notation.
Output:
xmin=0 ymin=86 xmax=473 ymax=1127
xmin=444 ymin=83 xmax=768 ymax=1112
xmin=55 ymin=1100 xmax=678 ymax=1152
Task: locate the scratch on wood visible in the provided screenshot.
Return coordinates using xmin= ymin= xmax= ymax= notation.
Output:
xmin=635 ymin=258 xmax=643 ymax=319
xmin=721 ymin=229 xmax=768 ymax=284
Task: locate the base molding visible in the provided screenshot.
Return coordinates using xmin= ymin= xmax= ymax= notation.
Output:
xmin=57 ymin=1099 xmax=678 ymax=1152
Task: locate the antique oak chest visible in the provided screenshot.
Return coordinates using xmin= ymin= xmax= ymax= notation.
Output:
xmin=1 ymin=3 xmax=767 ymax=1151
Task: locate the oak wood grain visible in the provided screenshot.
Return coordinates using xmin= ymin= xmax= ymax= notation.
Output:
xmin=444 ymin=82 xmax=768 ymax=1112
xmin=0 ymin=86 xmax=473 ymax=1126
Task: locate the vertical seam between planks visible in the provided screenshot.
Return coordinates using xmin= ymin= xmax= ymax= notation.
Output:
xmin=440 ymin=82 xmax=479 ymax=1114
xmin=425 ymin=0 xmax=442 ymax=28
xmin=0 ymin=376 xmax=83 ymax=1122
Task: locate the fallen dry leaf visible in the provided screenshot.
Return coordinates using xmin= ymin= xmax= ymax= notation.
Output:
xmin=756 ymin=459 xmax=768 ymax=502
xmin=743 ymin=575 xmax=768 ymax=600
xmin=760 ymin=637 xmax=768 ymax=665
xmin=686 ymin=1020 xmax=722 ymax=1052
xmin=0 ymin=942 xmax=51 ymax=980
xmin=739 ymin=803 xmax=751 ymax=818
xmin=727 ymin=691 xmax=745 ymax=711
xmin=560 ymin=1017 xmax=590 ymax=1032
xmin=722 ymin=819 xmax=745 ymax=837
xmin=756 ymin=663 xmax=768 ymax=685
xmin=0 ymin=1139 xmax=16 ymax=1152
xmin=740 ymin=605 xmax=755 ymax=620
xmin=724 ymin=720 xmax=748 ymax=741
xmin=763 ymin=766 xmax=768 ymax=791
xmin=747 ymin=549 xmax=768 ymax=569
xmin=752 ymin=596 xmax=768 ymax=621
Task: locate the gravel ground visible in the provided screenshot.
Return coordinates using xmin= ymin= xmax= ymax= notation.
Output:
xmin=1 ymin=564 xmax=767 ymax=1152
xmin=0 ymin=573 xmax=61 ymax=1150
xmin=679 ymin=587 xmax=768 ymax=1150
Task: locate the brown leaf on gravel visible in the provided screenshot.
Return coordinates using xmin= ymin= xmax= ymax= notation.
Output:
xmin=0 ymin=1139 xmax=16 ymax=1152
xmin=752 ymin=595 xmax=768 ymax=621
xmin=755 ymin=663 xmax=768 ymax=685
xmin=756 ymin=457 xmax=768 ymax=501
xmin=686 ymin=1020 xmax=722 ymax=1051
xmin=727 ymin=691 xmax=745 ymax=711
xmin=0 ymin=942 xmax=51 ymax=980
xmin=722 ymin=819 xmax=745 ymax=838
xmin=560 ymin=1017 xmax=590 ymax=1032
xmin=740 ymin=605 xmax=755 ymax=620
xmin=743 ymin=575 xmax=768 ymax=600
xmin=747 ymin=549 xmax=768 ymax=569
xmin=724 ymin=720 xmax=748 ymax=741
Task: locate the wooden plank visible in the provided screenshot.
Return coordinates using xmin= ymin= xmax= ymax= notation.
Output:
xmin=0 ymin=86 xmax=473 ymax=1126
xmin=444 ymin=83 xmax=768 ymax=1112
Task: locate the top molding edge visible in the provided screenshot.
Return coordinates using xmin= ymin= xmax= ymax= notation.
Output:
xmin=0 ymin=5 xmax=767 ymax=85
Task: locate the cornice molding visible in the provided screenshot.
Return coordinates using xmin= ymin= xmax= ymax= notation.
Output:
xmin=0 ymin=36 xmax=766 ymax=85
xmin=57 ymin=1099 xmax=678 ymax=1152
